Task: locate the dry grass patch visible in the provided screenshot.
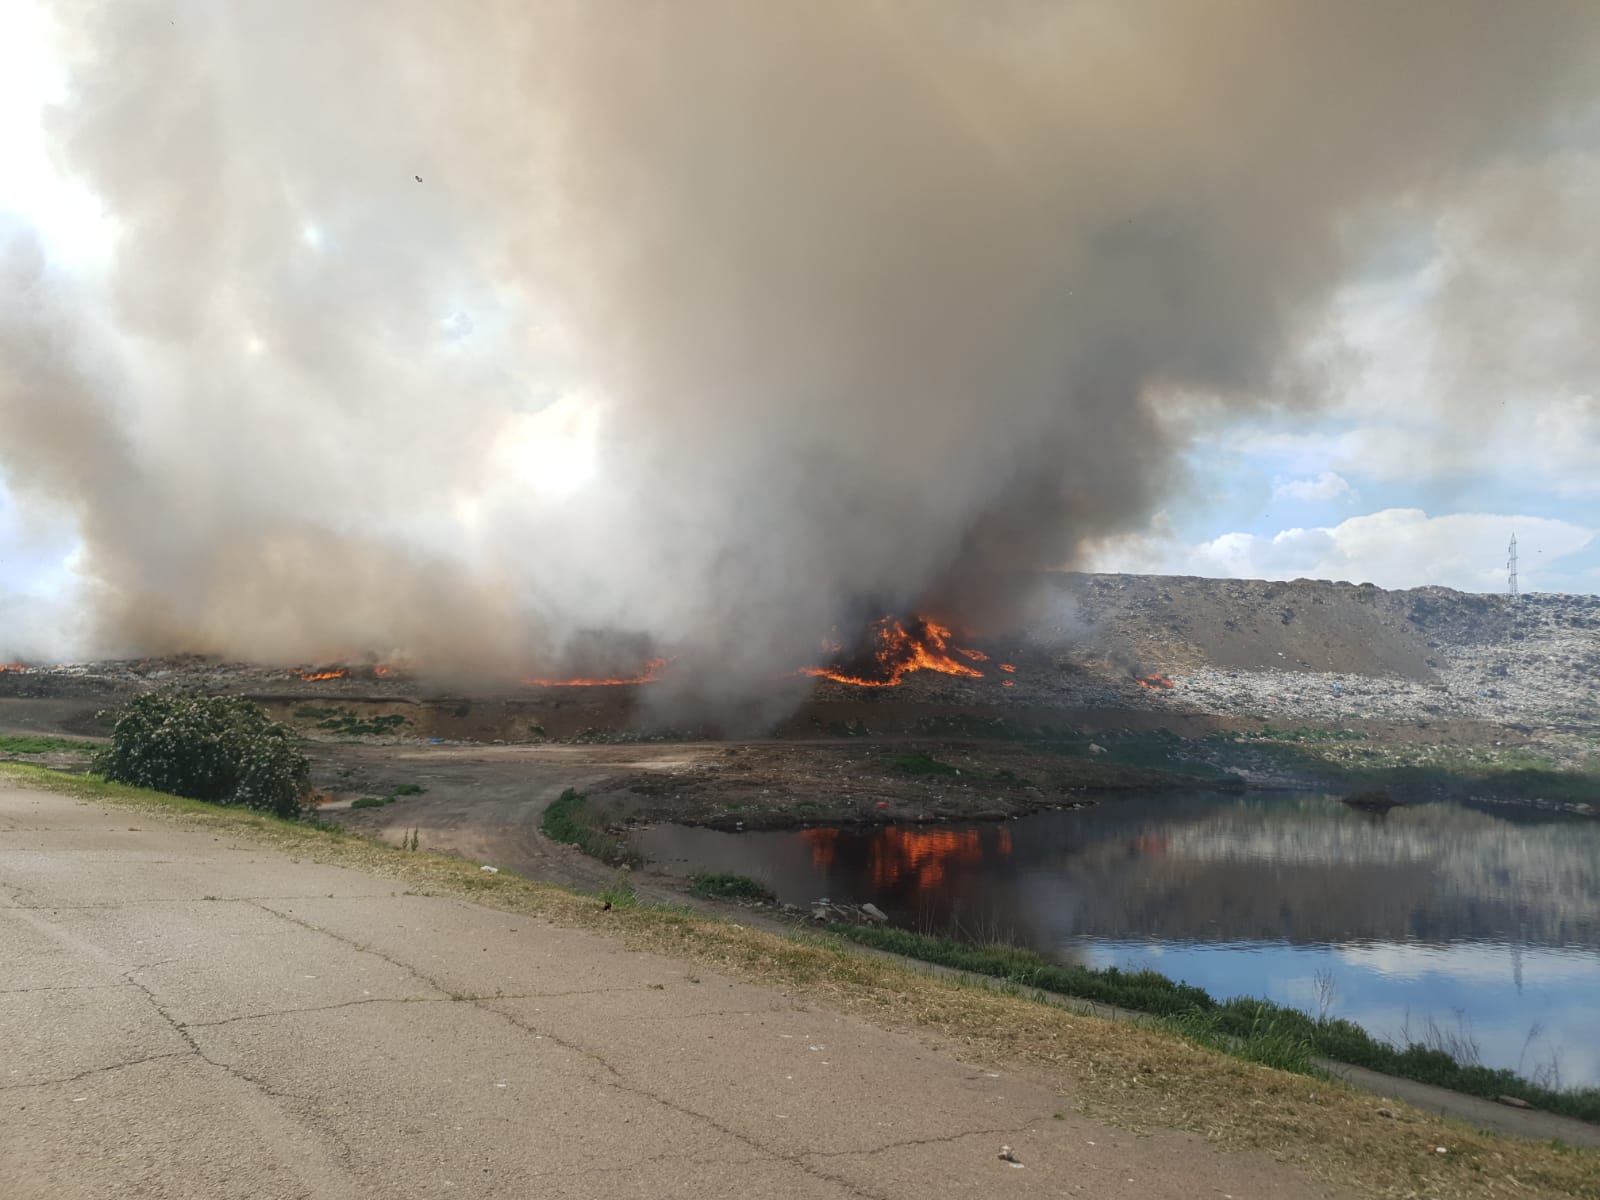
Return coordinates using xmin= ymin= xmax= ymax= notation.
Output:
xmin=5 ymin=762 xmax=1595 ymax=1200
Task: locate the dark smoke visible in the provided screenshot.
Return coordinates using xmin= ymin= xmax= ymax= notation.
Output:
xmin=3 ymin=1 xmax=1598 ymax=702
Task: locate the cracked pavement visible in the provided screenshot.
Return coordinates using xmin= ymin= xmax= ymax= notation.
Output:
xmin=1 ymin=785 xmax=1346 ymax=1198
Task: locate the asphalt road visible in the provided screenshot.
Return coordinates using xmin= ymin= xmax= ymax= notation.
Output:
xmin=0 ymin=783 xmax=1346 ymax=1199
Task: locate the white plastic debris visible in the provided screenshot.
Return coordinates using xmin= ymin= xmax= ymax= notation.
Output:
xmin=480 ymin=865 xmax=499 ymax=874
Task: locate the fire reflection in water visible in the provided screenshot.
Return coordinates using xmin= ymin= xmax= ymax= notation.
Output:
xmin=801 ymin=827 xmax=840 ymax=869
xmin=801 ymin=824 xmax=1013 ymax=890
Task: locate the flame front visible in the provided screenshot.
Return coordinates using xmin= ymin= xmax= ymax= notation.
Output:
xmin=1135 ymin=672 xmax=1175 ymax=689
xmin=800 ymin=617 xmax=989 ymax=688
xmin=292 ymin=667 xmax=350 ymax=681
xmin=523 ymin=658 xmax=667 ymax=688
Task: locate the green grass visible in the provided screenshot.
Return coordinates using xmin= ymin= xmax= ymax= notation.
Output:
xmin=345 ymin=783 xmax=426 ymax=810
xmin=1160 ymin=1003 xmax=1318 ymax=1075
xmin=0 ymin=735 xmax=97 ymax=755
xmin=1237 ymin=736 xmax=1600 ymax=805
xmin=890 ymin=750 xmax=960 ymax=777
xmin=539 ymin=787 xmax=639 ymax=867
xmin=831 ymin=925 xmax=1213 ymax=1014
xmin=687 ymin=873 xmax=776 ymax=902
xmin=0 ymin=761 xmax=349 ymax=837
xmin=829 ymin=923 xmax=1600 ymax=1124
xmin=293 ymin=707 xmax=410 ymax=738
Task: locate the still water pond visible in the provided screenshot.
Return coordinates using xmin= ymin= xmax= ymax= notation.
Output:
xmin=636 ymin=791 xmax=1600 ymax=1087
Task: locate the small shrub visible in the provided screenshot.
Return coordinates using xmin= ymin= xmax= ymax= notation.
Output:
xmin=350 ymin=796 xmax=390 ymax=809
xmin=94 ymin=691 xmax=310 ymax=818
xmin=389 ymin=783 xmax=426 ymax=796
xmin=688 ymin=873 xmax=776 ymax=902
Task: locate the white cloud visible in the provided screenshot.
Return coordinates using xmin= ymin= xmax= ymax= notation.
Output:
xmin=1272 ymin=470 xmax=1351 ymax=502
xmin=1095 ymin=507 xmax=1595 ymax=593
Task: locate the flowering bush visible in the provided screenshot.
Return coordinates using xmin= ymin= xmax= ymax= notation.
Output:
xmin=94 ymin=691 xmax=311 ymax=818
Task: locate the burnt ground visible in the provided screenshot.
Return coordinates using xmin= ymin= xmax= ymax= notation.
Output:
xmin=1 ymin=573 xmax=1595 ymax=896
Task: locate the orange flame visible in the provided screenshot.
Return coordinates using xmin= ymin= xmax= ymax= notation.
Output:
xmin=0 ymin=663 xmax=28 ymax=673
xmin=291 ymin=668 xmax=350 ymax=682
xmin=523 ymin=657 xmax=667 ymax=688
xmin=999 ymin=663 xmax=1017 ymax=673
xmin=800 ymin=617 xmax=986 ymax=688
xmin=1135 ymin=672 xmax=1175 ymax=690
xmin=373 ymin=665 xmax=394 ymax=678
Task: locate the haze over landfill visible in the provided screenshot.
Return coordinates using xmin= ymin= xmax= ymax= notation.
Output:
xmin=2 ymin=1 xmax=1599 ymax=708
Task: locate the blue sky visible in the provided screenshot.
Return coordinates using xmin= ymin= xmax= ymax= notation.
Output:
xmin=1091 ymin=255 xmax=1599 ymax=594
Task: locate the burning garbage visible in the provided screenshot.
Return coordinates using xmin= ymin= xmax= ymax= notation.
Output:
xmin=800 ymin=616 xmax=994 ymax=688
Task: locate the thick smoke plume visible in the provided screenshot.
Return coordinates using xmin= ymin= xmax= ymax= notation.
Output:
xmin=3 ymin=1 xmax=1599 ymax=703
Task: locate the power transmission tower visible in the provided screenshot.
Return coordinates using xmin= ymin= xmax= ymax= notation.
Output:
xmin=1507 ymin=533 xmax=1519 ymax=600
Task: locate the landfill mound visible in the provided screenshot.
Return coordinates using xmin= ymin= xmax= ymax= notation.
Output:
xmin=1 ymin=574 xmax=1596 ymax=735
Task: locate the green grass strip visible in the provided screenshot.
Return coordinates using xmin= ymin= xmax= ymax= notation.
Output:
xmin=687 ymin=873 xmax=776 ymax=902
xmin=539 ymin=787 xmax=638 ymax=867
xmin=0 ymin=735 xmax=97 ymax=755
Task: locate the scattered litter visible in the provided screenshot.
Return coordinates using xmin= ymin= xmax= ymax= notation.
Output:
xmin=1496 ymin=1095 xmax=1532 ymax=1110
xmin=998 ymin=1145 xmax=1023 ymax=1167
xmin=861 ymin=902 xmax=888 ymax=923
xmin=1431 ymin=1145 xmax=1449 ymax=1155
xmin=480 ymin=865 xmax=499 ymax=874
xmin=1375 ymin=1108 xmax=1394 ymax=1119
xmin=1088 ymin=743 xmax=1106 ymax=755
